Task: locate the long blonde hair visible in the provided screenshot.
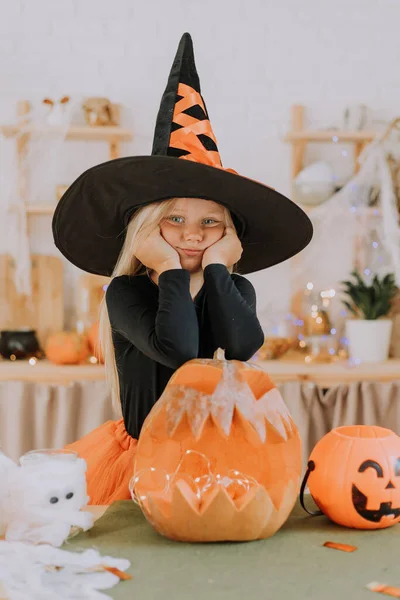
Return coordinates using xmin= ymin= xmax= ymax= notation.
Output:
xmin=99 ymin=198 xmax=236 ymax=408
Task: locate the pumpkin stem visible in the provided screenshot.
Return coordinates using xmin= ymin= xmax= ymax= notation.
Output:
xmin=213 ymin=348 xmax=225 ymax=360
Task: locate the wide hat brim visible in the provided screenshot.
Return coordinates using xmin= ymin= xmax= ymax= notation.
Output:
xmin=52 ymin=154 xmax=313 ymax=276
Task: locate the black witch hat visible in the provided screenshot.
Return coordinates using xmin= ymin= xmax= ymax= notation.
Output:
xmin=52 ymin=33 xmax=312 ymax=276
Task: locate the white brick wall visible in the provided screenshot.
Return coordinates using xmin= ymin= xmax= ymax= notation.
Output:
xmin=0 ymin=0 xmax=399 ymax=324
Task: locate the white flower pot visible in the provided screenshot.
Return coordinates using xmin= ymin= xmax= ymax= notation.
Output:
xmin=345 ymin=319 xmax=393 ymax=363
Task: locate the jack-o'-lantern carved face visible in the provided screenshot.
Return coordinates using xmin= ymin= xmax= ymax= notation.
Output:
xmin=352 ymin=457 xmax=400 ymax=523
xmin=306 ymin=425 xmax=400 ymax=529
xmin=132 ymin=349 xmax=302 ymax=542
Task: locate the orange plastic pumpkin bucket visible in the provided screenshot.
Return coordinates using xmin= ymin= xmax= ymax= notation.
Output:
xmin=300 ymin=425 xmax=400 ymax=529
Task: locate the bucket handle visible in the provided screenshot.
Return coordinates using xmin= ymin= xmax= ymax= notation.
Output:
xmin=299 ymin=460 xmax=323 ymax=516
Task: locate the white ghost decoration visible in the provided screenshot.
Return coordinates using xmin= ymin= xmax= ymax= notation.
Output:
xmin=0 ymin=451 xmax=94 ymax=547
xmin=0 ymin=542 xmax=131 ymax=599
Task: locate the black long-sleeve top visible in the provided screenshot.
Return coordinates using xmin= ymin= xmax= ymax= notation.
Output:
xmin=105 ymin=264 xmax=265 ymax=439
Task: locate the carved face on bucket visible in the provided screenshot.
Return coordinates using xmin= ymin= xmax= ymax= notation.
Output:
xmin=352 ymin=458 xmax=400 ymax=523
xmin=306 ymin=425 xmax=400 ymax=529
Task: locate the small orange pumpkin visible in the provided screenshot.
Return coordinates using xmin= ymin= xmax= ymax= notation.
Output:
xmin=45 ymin=332 xmax=90 ymax=365
xmin=302 ymin=425 xmax=400 ymax=529
xmin=132 ymin=348 xmax=301 ymax=542
xmin=87 ymin=321 xmax=104 ymax=363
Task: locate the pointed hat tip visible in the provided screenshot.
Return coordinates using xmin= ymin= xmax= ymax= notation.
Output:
xmin=177 ymin=32 xmax=194 ymax=52
xmin=180 ymin=32 xmax=192 ymax=42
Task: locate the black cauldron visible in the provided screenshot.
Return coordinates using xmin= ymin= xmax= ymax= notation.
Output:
xmin=0 ymin=329 xmax=41 ymax=360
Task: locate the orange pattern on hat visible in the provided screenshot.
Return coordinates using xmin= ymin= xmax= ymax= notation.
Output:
xmin=170 ymin=83 xmax=237 ymax=174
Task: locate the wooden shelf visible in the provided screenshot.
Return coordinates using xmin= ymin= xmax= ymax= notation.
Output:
xmin=8 ymin=203 xmax=57 ymax=215
xmin=0 ymin=359 xmax=105 ymax=383
xmin=28 ymin=204 xmax=56 ymax=215
xmin=285 ymin=130 xmax=377 ymax=143
xmin=0 ymin=102 xmax=131 ymax=347
xmin=298 ymin=202 xmax=382 ymax=216
xmin=0 ymin=123 xmax=133 ymax=141
xmin=258 ymin=357 xmax=400 ymax=387
xmin=10 ymin=202 xmax=381 ymax=218
xmin=1 ymin=357 xmax=399 ymax=387
xmin=285 ymin=106 xmax=377 ymax=181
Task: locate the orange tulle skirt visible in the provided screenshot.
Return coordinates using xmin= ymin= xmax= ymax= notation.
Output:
xmin=64 ymin=419 xmax=138 ymax=505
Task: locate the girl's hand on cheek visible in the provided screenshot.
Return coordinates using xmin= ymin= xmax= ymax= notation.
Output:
xmin=202 ymin=227 xmax=243 ymax=269
xmin=134 ymin=227 xmax=181 ymax=273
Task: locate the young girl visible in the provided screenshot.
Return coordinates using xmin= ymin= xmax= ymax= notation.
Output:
xmin=53 ymin=33 xmax=313 ymax=505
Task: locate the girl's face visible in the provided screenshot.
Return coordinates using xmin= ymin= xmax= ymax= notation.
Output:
xmin=160 ymin=198 xmax=226 ymax=272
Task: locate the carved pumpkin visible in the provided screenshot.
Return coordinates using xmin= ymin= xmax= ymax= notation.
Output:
xmin=45 ymin=332 xmax=90 ymax=365
xmin=132 ymin=349 xmax=301 ymax=542
xmin=303 ymin=425 xmax=400 ymax=529
xmin=87 ymin=321 xmax=104 ymax=363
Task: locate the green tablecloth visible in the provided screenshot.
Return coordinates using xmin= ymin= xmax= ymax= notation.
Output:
xmin=65 ymin=498 xmax=400 ymax=600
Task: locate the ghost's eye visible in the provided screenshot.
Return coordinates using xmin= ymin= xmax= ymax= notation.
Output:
xmin=50 ymin=496 xmax=59 ymax=504
xmin=66 ymin=492 xmax=74 ymax=500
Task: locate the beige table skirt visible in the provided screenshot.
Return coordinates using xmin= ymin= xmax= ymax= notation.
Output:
xmin=278 ymin=380 xmax=400 ymax=466
xmin=0 ymin=380 xmax=120 ymax=461
xmin=1 ymin=379 xmax=400 ymax=465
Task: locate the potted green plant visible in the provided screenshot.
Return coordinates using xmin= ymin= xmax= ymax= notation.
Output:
xmin=341 ymin=270 xmax=398 ymax=362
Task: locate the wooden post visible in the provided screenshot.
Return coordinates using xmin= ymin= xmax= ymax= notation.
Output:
xmin=109 ymin=138 xmax=120 ymax=160
xmin=16 ymin=100 xmax=30 ymax=125
xmin=291 ymin=105 xmax=306 ymax=180
xmin=353 ymin=208 xmax=370 ymax=274
xmin=354 ymin=141 xmax=365 ymax=173
xmin=16 ymin=100 xmax=31 ymax=240
xmin=75 ymin=273 xmax=110 ymax=332
xmin=289 ymin=105 xmax=307 ymax=328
